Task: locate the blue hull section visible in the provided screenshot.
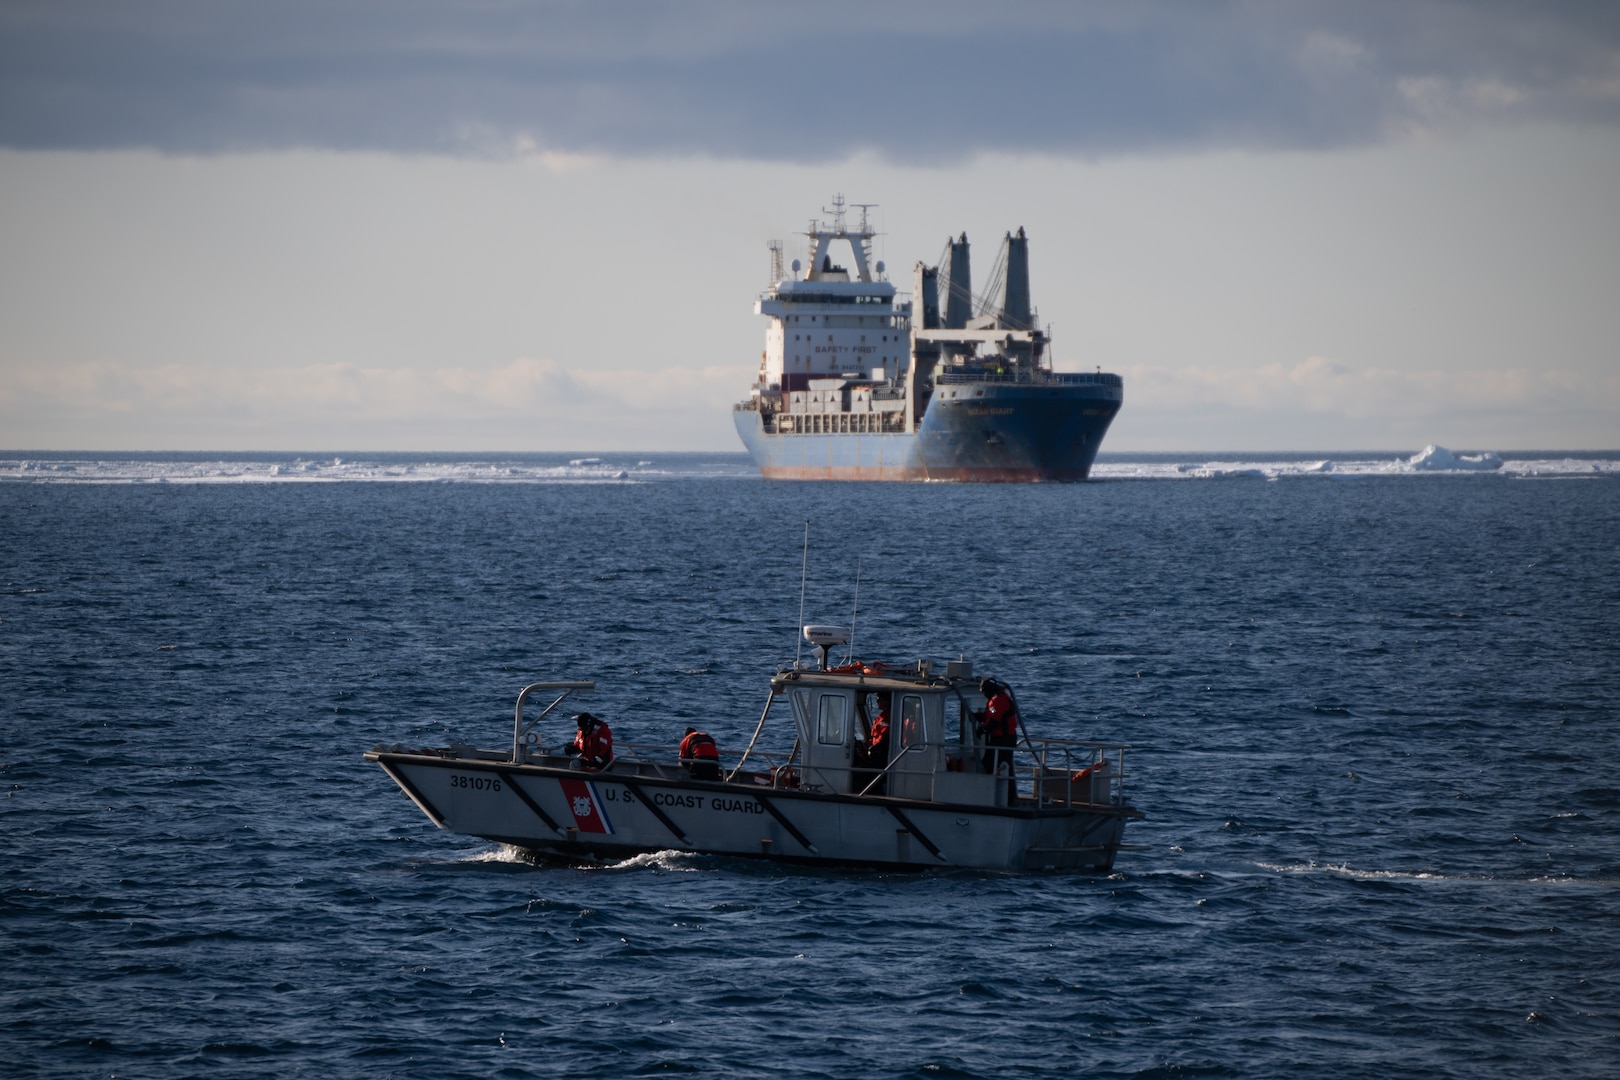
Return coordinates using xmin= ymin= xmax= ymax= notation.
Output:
xmin=734 ymin=382 xmax=1121 ymax=482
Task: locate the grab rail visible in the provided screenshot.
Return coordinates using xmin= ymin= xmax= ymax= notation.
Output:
xmin=512 ymin=681 xmax=596 ymax=762
xmin=1017 ymin=739 xmax=1129 ymax=805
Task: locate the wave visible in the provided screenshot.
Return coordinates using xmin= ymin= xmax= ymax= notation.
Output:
xmin=459 ymin=844 xmax=536 ymax=864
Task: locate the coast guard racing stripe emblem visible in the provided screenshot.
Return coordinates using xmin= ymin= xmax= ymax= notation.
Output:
xmin=559 ymin=778 xmax=613 ymax=834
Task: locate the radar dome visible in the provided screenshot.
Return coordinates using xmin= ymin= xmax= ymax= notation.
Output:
xmin=790 ymin=258 xmax=802 ymax=272
xmin=875 ymin=260 xmax=885 ymax=274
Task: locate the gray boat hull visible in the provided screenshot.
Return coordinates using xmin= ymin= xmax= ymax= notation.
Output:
xmin=369 ymin=751 xmax=1136 ymax=872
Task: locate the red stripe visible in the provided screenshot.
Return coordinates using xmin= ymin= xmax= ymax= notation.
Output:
xmin=558 ymin=778 xmax=611 ymax=833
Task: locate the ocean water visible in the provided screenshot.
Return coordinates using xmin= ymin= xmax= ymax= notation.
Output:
xmin=3 ymin=451 xmax=1618 ymax=1078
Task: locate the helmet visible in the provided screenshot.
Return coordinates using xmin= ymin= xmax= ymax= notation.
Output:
xmin=979 ymin=678 xmax=996 ymax=696
xmin=574 ymin=712 xmax=596 ymax=729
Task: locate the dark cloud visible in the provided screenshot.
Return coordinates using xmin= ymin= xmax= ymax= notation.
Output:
xmin=2 ymin=1 xmax=1617 ymax=160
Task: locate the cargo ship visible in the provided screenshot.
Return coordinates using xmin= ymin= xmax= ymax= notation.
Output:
xmin=733 ymin=197 xmax=1123 ymax=481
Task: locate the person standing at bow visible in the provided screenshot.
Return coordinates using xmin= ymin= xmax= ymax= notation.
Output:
xmin=568 ymin=712 xmax=613 ymax=771
xmin=979 ymin=679 xmax=1019 ymax=804
xmin=679 ymin=727 xmax=723 ymax=781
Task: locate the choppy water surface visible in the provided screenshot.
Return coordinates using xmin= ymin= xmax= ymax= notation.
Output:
xmin=4 ymin=459 xmax=1618 ymax=1077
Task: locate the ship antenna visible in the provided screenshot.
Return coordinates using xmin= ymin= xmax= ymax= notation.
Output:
xmin=794 ymin=520 xmax=809 ymax=670
xmin=846 ymin=557 xmax=862 ymax=665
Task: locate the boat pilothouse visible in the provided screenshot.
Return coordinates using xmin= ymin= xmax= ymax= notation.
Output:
xmin=735 ymin=196 xmax=1126 ymax=481
xmin=364 ymin=626 xmax=1142 ymax=872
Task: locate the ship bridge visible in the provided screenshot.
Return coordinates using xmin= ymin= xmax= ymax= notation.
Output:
xmin=755 ymin=196 xmax=912 ymax=394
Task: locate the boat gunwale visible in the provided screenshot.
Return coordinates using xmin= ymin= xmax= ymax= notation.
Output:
xmin=362 ymin=749 xmax=1144 ymax=822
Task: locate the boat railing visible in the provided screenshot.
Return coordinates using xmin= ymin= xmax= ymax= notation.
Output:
xmin=936 ymin=371 xmax=1025 ymax=385
xmin=849 ymin=744 xmax=932 ymax=797
xmin=936 ymin=370 xmax=1122 ymax=388
xmin=510 ymin=726 xmax=1127 ymax=807
xmin=604 ymin=737 xmax=1127 ymax=805
xmin=543 ymin=741 xmax=804 ymax=789
xmin=512 ymin=681 xmax=596 ymax=762
xmin=1016 ymin=737 xmax=1129 ymax=806
xmin=1049 ymin=371 xmax=1124 ymax=387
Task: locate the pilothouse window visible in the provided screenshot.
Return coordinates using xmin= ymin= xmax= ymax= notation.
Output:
xmin=899 ymin=695 xmax=925 ymax=746
xmin=817 ymin=694 xmax=847 ymax=745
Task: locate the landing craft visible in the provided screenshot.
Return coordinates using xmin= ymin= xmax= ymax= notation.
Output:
xmin=734 ymin=196 xmax=1124 ymax=481
xmin=366 ymin=627 xmax=1141 ymax=871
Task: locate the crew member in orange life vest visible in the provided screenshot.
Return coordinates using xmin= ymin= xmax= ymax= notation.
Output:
xmin=868 ymin=698 xmax=891 ymax=763
xmin=679 ymin=727 xmax=723 ymax=781
xmin=979 ymin=679 xmax=1019 ymax=802
xmin=858 ymin=693 xmax=891 ymax=795
xmin=567 ymin=712 xmax=613 ymax=771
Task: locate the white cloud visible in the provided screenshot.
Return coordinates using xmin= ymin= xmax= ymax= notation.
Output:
xmin=0 ymin=358 xmax=754 ymax=450
xmin=1115 ymin=357 xmax=1620 ymax=450
xmin=1132 ymin=356 xmax=1617 ymax=415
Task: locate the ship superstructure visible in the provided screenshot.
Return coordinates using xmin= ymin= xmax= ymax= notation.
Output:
xmin=735 ymin=196 xmax=1124 ymax=481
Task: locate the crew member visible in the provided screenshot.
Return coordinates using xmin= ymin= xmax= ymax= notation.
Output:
xmin=679 ymin=726 xmax=723 ymax=781
xmin=567 ymin=712 xmax=613 ymax=771
xmin=979 ymin=679 xmax=1019 ymax=803
xmin=860 ymin=693 xmax=891 ymax=795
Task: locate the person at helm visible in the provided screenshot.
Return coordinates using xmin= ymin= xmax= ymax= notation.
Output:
xmin=567 ymin=712 xmax=613 ymax=771
xmin=679 ymin=727 xmax=723 ymax=781
xmin=859 ymin=692 xmax=891 ymax=795
xmin=978 ymin=679 xmax=1019 ymax=803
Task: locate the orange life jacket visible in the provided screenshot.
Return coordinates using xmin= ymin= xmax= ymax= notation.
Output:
xmin=983 ymin=691 xmax=1018 ymax=738
xmin=680 ymin=731 xmax=719 ymax=762
xmin=869 ymin=713 xmax=890 ymax=751
xmin=574 ymin=723 xmax=613 ymax=763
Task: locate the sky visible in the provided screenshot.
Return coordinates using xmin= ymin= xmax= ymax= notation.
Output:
xmin=2 ymin=1 xmax=1618 ymax=453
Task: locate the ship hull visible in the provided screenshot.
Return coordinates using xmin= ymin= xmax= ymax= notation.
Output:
xmin=734 ymin=381 xmax=1121 ymax=482
xmin=368 ymin=751 xmax=1135 ymax=872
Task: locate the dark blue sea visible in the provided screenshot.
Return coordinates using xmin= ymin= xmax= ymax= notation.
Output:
xmin=4 ymin=450 xmax=1619 ymax=1078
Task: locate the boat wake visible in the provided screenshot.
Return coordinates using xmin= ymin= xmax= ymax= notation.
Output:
xmin=1257 ymin=860 xmax=1619 ymax=886
xmin=461 ymin=844 xmax=536 ymax=864
xmin=599 ymin=850 xmax=703 ymax=873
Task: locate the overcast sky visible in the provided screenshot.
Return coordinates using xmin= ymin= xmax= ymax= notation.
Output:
xmin=2 ymin=1 xmax=1617 ymax=452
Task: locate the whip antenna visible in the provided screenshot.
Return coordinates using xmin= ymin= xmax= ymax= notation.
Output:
xmin=846 ymin=557 xmax=862 ymax=664
xmin=794 ymin=520 xmax=809 ymax=669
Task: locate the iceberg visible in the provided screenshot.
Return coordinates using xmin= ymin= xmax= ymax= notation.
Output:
xmin=1404 ymin=444 xmax=1503 ymax=472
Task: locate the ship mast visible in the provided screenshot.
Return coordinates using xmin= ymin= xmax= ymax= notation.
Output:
xmin=805 ymin=193 xmax=877 ymax=283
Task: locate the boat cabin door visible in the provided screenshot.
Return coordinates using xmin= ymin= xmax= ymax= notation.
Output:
xmin=889 ymin=691 xmax=945 ymax=800
xmin=791 ymin=686 xmax=855 ymax=793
